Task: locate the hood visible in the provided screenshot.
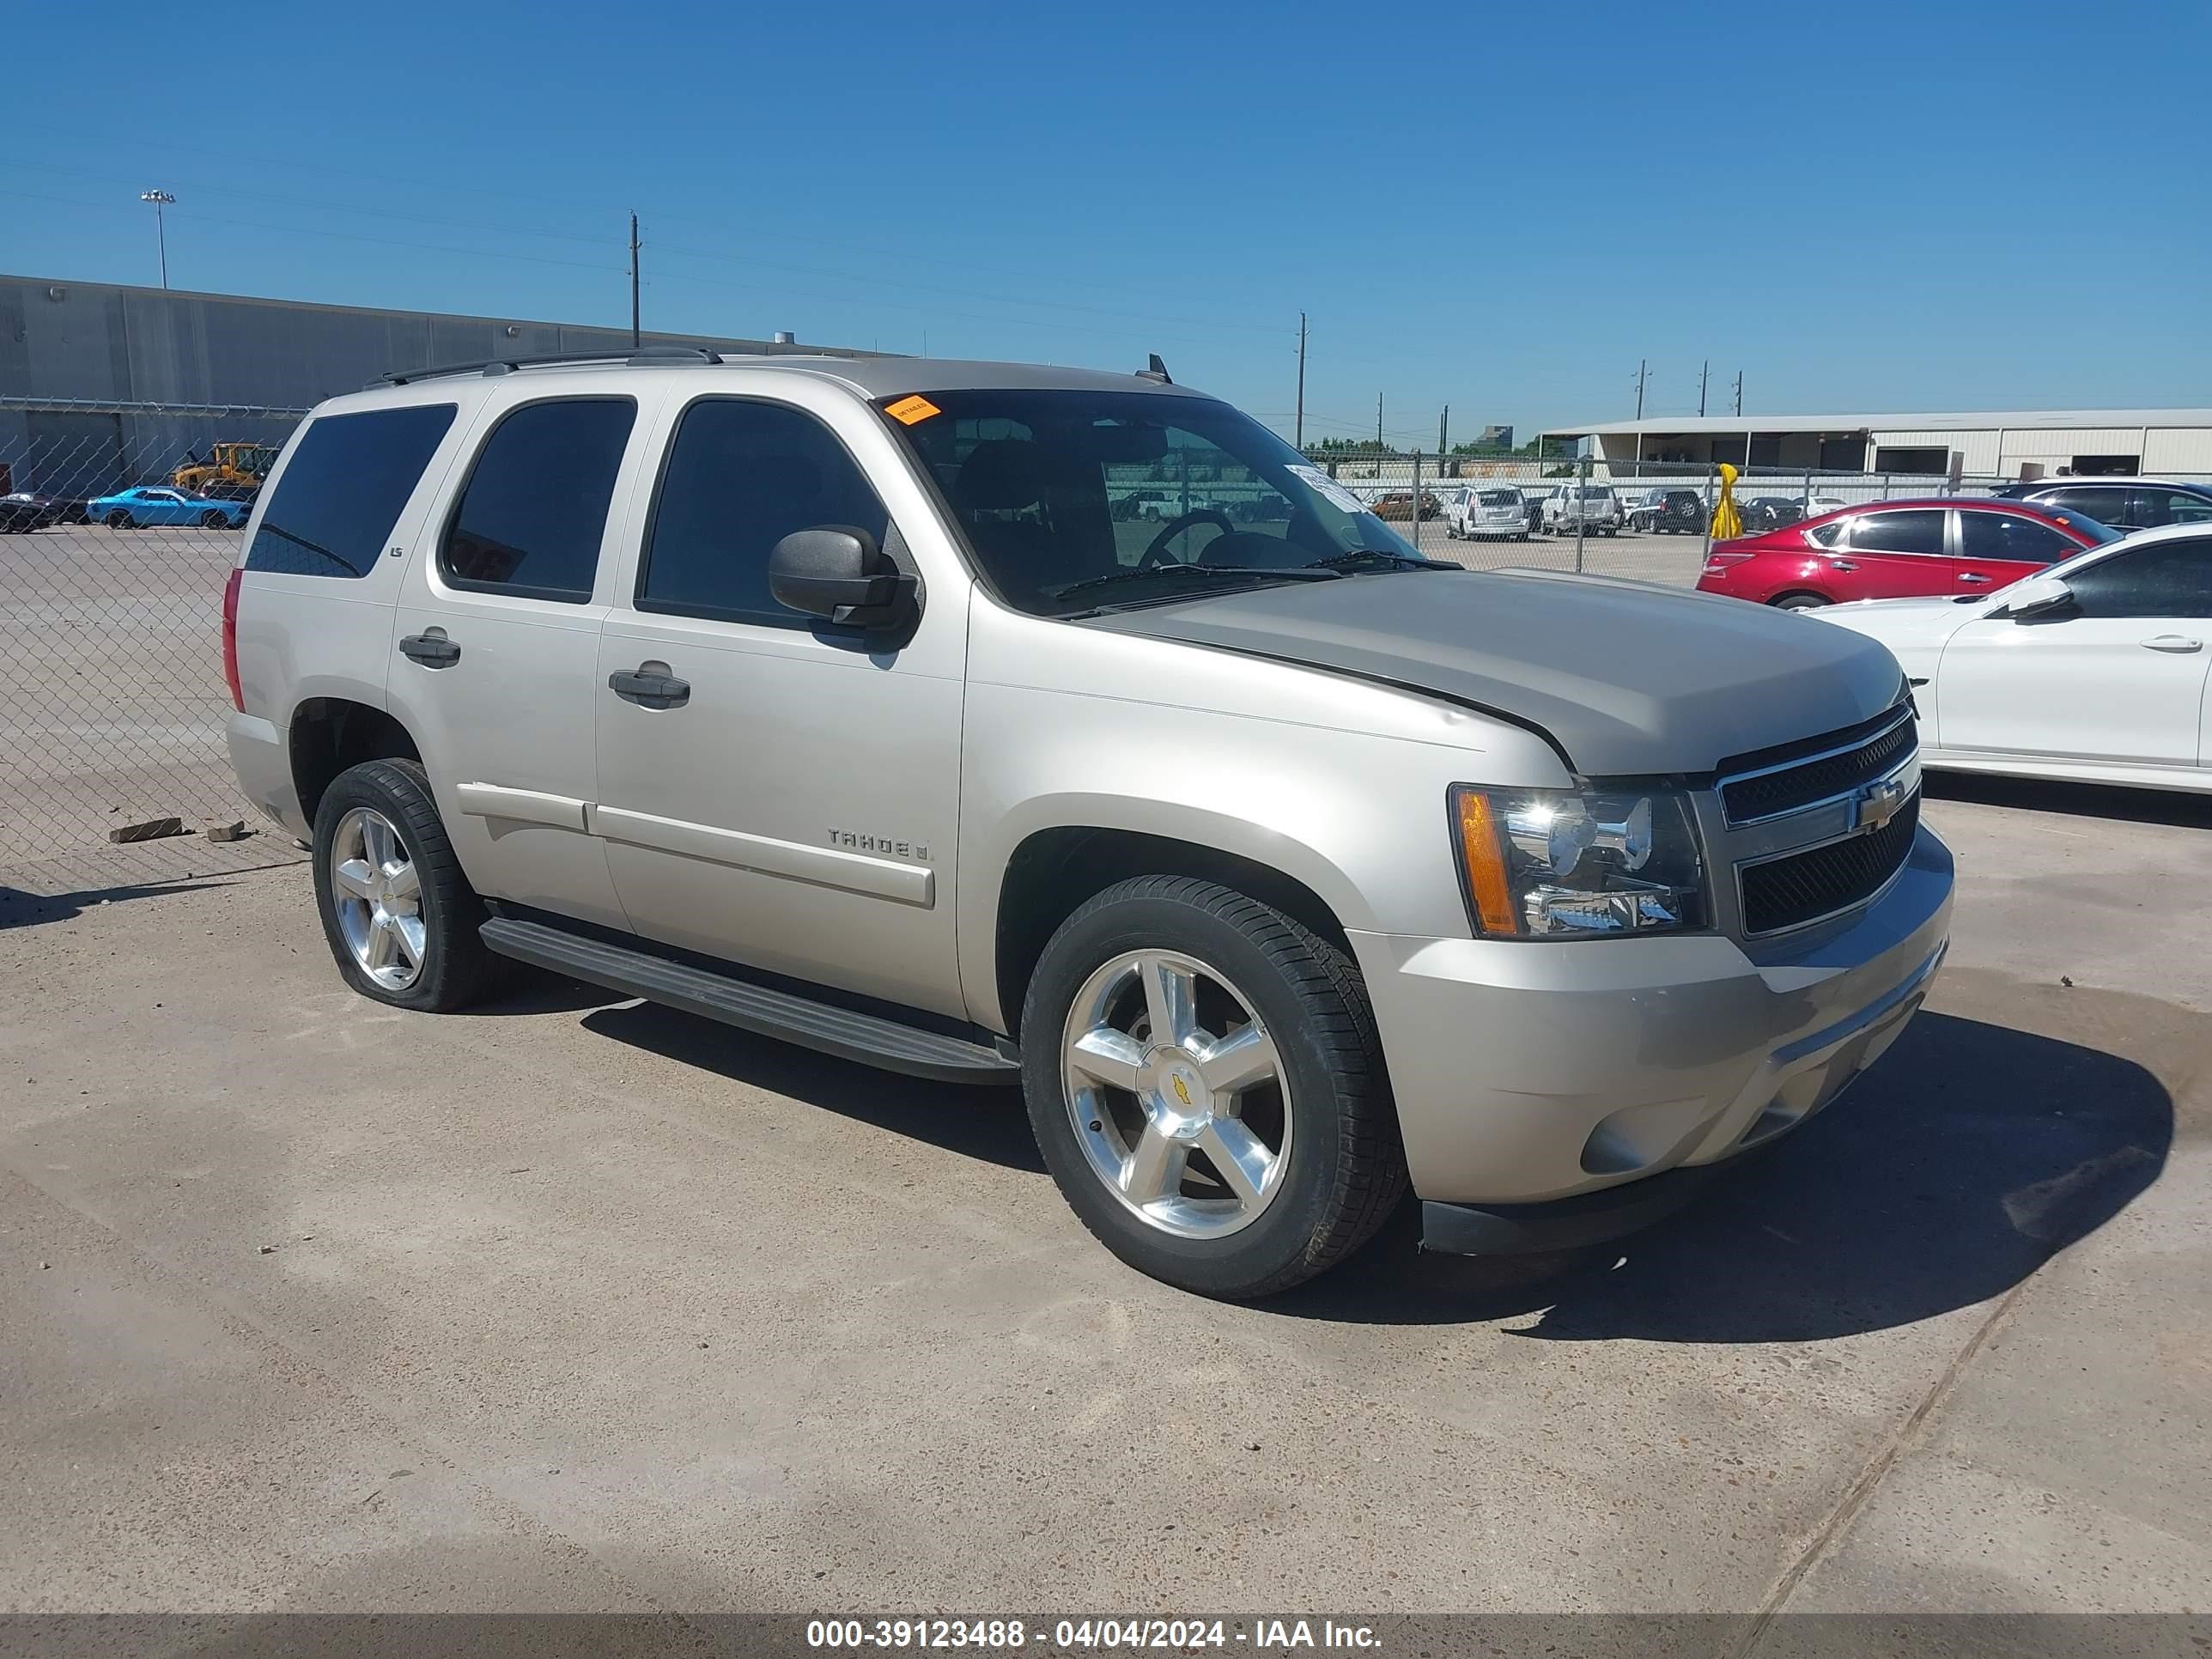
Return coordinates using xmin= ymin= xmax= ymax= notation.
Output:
xmin=1081 ymin=568 xmax=1905 ymax=775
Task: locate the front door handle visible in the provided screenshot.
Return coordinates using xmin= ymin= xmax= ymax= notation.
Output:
xmin=398 ymin=632 xmax=461 ymax=667
xmin=2141 ymin=635 xmax=2203 ymax=653
xmin=608 ymin=665 xmax=691 ymax=708
xmin=1957 ymin=573 xmax=1992 ymax=584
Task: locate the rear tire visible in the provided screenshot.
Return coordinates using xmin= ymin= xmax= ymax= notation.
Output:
xmin=1021 ymin=876 xmax=1407 ymax=1299
xmin=200 ymin=509 xmax=228 ymax=528
xmin=311 ymin=758 xmax=498 ymax=1013
xmin=1772 ymin=591 xmax=1830 ymax=611
xmin=105 ymin=509 xmax=132 ymax=528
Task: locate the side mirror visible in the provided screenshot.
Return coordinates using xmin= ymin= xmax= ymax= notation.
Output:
xmin=1995 ymin=573 xmax=2074 ymax=621
xmin=768 ymin=526 xmax=915 ymax=632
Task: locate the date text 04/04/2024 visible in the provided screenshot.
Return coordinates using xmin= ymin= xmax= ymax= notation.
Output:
xmin=804 ymin=1620 xmax=1382 ymax=1650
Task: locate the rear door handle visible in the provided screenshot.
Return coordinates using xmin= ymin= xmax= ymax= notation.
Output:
xmin=608 ymin=665 xmax=691 ymax=708
xmin=398 ymin=632 xmax=461 ymax=667
xmin=1829 ymin=559 xmax=1857 ymax=572
xmin=2141 ymin=635 xmax=2203 ymax=653
xmin=1957 ymin=573 xmax=1992 ymax=584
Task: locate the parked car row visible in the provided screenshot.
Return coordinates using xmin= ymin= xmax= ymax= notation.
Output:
xmin=1 ymin=490 xmax=94 ymax=531
xmin=1699 ymin=496 xmax=2127 ymax=610
xmin=1 ymin=485 xmax=252 ymax=532
xmin=1694 ymin=476 xmax=2212 ymax=799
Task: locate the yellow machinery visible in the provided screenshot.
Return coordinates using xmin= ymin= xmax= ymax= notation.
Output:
xmin=172 ymin=441 xmax=279 ymax=496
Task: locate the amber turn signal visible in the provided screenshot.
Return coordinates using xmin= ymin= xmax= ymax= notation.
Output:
xmin=1451 ymin=787 xmax=1521 ymax=936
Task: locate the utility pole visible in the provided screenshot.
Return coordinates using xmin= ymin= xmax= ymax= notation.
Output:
xmin=1698 ymin=360 xmax=1709 ymax=418
xmin=1634 ymin=358 xmax=1648 ymax=473
xmin=1733 ymin=370 xmax=1743 ymax=416
xmin=1376 ymin=392 xmax=1384 ymax=451
xmin=629 ymin=211 xmax=641 ymax=348
xmin=1294 ymin=312 xmax=1308 ymax=451
xmin=1438 ymin=404 xmax=1449 ymax=459
xmin=1735 ymin=371 xmax=1748 ymax=466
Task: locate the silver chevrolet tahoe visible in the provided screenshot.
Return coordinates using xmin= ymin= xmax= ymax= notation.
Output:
xmin=223 ymin=349 xmax=1951 ymax=1298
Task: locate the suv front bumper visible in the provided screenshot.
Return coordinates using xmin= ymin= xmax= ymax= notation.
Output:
xmin=1346 ymin=823 xmax=1953 ymax=1249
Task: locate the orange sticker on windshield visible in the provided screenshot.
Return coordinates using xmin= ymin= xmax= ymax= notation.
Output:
xmin=885 ymin=395 xmax=941 ymax=425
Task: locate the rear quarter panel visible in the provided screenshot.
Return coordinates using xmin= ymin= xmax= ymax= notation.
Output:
xmin=228 ymin=394 xmax=483 ymax=834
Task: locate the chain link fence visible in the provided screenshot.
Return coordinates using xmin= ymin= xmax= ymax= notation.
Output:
xmin=2 ymin=398 xmax=307 ymax=890
xmin=0 ymin=398 xmax=2195 ymax=887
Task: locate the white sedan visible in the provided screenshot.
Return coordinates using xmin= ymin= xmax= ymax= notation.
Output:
xmin=1815 ymin=522 xmax=2212 ymax=794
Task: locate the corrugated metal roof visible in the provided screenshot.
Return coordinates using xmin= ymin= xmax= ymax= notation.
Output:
xmin=1547 ymin=410 xmax=2212 ymax=437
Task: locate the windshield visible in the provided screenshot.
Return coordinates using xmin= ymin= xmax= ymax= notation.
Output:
xmin=881 ymin=389 xmax=1428 ymax=617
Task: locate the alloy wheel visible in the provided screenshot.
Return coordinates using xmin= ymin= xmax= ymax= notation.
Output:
xmin=1060 ymin=949 xmax=1291 ymax=1239
xmin=329 ymin=806 xmax=426 ymax=991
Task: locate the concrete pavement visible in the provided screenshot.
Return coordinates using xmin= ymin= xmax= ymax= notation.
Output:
xmin=0 ymin=779 xmax=2204 ymax=1620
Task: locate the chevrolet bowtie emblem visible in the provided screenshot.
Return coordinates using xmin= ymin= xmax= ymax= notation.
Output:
xmin=1855 ymin=776 xmax=1907 ymax=834
xmin=1171 ymin=1075 xmax=1193 ymax=1106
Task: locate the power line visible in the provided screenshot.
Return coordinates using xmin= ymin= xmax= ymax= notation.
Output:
xmin=0 ymin=189 xmax=626 ymax=276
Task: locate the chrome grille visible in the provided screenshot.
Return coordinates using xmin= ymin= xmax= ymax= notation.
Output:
xmin=1720 ymin=706 xmax=1917 ymax=825
xmin=1739 ymin=791 xmax=1920 ymax=935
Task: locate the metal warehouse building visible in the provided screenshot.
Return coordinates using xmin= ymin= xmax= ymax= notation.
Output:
xmin=1543 ymin=410 xmax=2212 ymax=482
xmin=0 ymin=272 xmax=864 ymax=493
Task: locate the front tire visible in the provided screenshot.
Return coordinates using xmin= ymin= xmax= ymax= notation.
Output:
xmin=1021 ymin=876 xmax=1407 ymax=1299
xmin=105 ymin=509 xmax=132 ymax=528
xmin=200 ymin=509 xmax=229 ymax=528
xmin=311 ymin=758 xmax=498 ymax=1012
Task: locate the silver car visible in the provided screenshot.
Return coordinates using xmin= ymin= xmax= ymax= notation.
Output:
xmin=224 ymin=349 xmax=1951 ymax=1298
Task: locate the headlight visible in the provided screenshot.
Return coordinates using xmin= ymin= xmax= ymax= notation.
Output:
xmin=1450 ymin=784 xmax=1706 ymax=937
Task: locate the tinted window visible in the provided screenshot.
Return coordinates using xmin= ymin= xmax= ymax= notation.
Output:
xmin=2042 ymin=485 xmax=2129 ymax=526
xmin=1847 ymin=509 xmax=1946 ymax=555
xmin=637 ymin=399 xmax=893 ymax=626
xmin=246 ymin=404 xmax=457 ymax=578
xmin=1959 ymin=512 xmax=2071 ymax=563
xmin=2063 ymin=538 xmax=2212 ymax=619
xmin=1806 ymin=520 xmax=1844 ymax=548
xmin=2133 ymin=489 xmax=2212 ymax=527
xmin=442 ymin=398 xmax=635 ymax=601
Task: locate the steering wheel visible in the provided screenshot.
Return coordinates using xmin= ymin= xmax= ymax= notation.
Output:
xmin=1139 ymin=508 xmax=1236 ymax=569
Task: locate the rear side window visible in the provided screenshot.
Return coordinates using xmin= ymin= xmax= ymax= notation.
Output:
xmin=1848 ymin=509 xmax=1946 ymax=555
xmin=2043 ymin=485 xmax=2128 ymax=525
xmin=441 ymin=398 xmax=636 ymax=602
xmin=1959 ymin=512 xmax=2072 ymax=563
xmin=635 ymin=398 xmax=893 ymax=627
xmin=245 ymin=404 xmax=456 ymax=578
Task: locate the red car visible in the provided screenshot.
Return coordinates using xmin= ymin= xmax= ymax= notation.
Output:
xmin=1696 ymin=496 xmax=2120 ymax=609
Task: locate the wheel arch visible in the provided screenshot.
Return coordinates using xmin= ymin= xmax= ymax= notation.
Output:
xmin=289 ymin=697 xmax=422 ymax=829
xmin=989 ymin=822 xmax=1360 ymax=1042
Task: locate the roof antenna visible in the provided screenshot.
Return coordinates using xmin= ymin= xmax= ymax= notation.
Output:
xmin=1137 ymin=353 xmax=1171 ymax=385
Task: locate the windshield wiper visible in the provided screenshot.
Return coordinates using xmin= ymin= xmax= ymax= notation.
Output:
xmin=1048 ymin=562 xmax=1339 ymax=605
xmin=1306 ymin=549 xmax=1457 ymax=574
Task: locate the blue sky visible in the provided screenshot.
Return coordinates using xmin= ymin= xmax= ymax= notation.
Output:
xmin=3 ymin=0 xmax=2206 ymax=442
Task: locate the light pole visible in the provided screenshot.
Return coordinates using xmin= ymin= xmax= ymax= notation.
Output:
xmin=140 ymin=191 xmax=175 ymax=289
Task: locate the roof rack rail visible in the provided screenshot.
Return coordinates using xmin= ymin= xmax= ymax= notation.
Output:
xmin=374 ymin=344 xmax=726 ymax=389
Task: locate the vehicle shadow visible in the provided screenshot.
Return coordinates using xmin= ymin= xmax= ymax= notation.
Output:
xmin=0 ymin=878 xmax=235 ymax=930
xmin=1924 ymin=769 xmax=2212 ymax=830
xmin=1267 ymin=1010 xmax=2172 ymax=1339
xmin=578 ymin=997 xmax=1046 ymax=1174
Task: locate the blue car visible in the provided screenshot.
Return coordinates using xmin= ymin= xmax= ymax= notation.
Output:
xmin=88 ymin=486 xmax=251 ymax=529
